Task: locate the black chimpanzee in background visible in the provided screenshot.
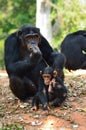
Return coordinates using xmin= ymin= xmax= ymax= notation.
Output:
xmin=4 ymin=24 xmax=66 ymax=103
xmin=31 ymin=66 xmax=67 ymax=111
xmin=61 ymin=30 xmax=86 ymax=71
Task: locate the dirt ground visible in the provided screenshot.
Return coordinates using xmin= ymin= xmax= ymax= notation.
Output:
xmin=0 ymin=70 xmax=86 ymax=130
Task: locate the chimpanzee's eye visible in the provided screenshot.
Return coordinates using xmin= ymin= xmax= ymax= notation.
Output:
xmin=25 ymin=36 xmax=32 ymax=41
xmin=24 ymin=34 xmax=40 ymax=44
xmin=42 ymin=74 xmax=51 ymax=79
xmin=33 ymin=34 xmax=40 ymax=42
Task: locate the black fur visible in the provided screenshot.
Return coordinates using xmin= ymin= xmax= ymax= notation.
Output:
xmin=4 ymin=24 xmax=65 ymax=102
xmin=61 ymin=30 xmax=86 ymax=71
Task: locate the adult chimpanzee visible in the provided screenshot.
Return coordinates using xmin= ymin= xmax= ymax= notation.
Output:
xmin=61 ymin=30 xmax=86 ymax=71
xmin=31 ymin=66 xmax=67 ymax=111
xmin=4 ymin=24 xmax=65 ymax=103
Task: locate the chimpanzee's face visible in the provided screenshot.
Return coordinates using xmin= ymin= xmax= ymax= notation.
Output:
xmin=42 ymin=66 xmax=53 ymax=85
xmin=17 ymin=26 xmax=42 ymax=61
xmin=24 ymin=33 xmax=40 ymax=45
xmin=24 ymin=33 xmax=40 ymax=53
xmin=42 ymin=73 xmax=52 ymax=85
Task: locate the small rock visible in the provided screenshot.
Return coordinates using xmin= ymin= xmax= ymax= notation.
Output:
xmin=73 ymin=124 xmax=79 ymax=128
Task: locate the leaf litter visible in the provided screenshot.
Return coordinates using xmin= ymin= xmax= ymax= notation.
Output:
xmin=0 ymin=70 xmax=86 ymax=130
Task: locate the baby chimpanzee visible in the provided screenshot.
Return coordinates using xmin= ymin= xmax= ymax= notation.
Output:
xmin=31 ymin=66 xmax=67 ymax=111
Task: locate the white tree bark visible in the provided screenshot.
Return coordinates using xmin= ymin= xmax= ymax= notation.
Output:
xmin=79 ymin=0 xmax=86 ymax=5
xmin=36 ymin=0 xmax=52 ymax=43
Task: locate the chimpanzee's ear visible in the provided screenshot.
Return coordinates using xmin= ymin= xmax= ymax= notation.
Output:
xmin=16 ymin=30 xmax=23 ymax=37
xmin=53 ymin=70 xmax=58 ymax=77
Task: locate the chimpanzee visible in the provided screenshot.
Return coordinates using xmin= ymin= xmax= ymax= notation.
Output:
xmin=31 ymin=66 xmax=67 ymax=110
xmin=4 ymin=24 xmax=65 ymax=103
xmin=61 ymin=30 xmax=86 ymax=71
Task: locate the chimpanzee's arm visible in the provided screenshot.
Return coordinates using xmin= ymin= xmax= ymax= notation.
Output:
xmin=50 ymin=97 xmax=66 ymax=107
xmin=5 ymin=36 xmax=39 ymax=75
xmin=50 ymin=77 xmax=67 ymax=107
xmin=55 ymin=77 xmax=67 ymax=93
xmin=39 ymin=36 xmax=54 ymax=65
xmin=39 ymin=36 xmax=63 ymax=69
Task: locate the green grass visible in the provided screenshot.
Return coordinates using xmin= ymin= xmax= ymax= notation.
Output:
xmin=0 ymin=124 xmax=24 ymax=130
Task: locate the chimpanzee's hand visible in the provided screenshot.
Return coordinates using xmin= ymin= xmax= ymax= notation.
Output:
xmin=30 ymin=52 xmax=42 ymax=64
xmin=30 ymin=106 xmax=37 ymax=112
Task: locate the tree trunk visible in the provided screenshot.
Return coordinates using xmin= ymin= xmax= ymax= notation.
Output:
xmin=36 ymin=0 xmax=52 ymax=43
xmin=79 ymin=0 xmax=86 ymax=5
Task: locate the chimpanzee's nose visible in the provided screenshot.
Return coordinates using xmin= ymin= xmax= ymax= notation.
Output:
xmin=31 ymin=41 xmax=35 ymax=44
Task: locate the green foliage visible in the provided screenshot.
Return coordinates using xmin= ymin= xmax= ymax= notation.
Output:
xmin=0 ymin=124 xmax=23 ymax=130
xmin=0 ymin=0 xmax=86 ymax=68
xmin=0 ymin=0 xmax=36 ymax=33
xmin=51 ymin=0 xmax=86 ymax=49
xmin=0 ymin=0 xmax=36 ymax=69
xmin=0 ymin=40 xmax=4 ymax=69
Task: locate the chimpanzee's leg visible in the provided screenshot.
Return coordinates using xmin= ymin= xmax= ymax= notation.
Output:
xmin=32 ymin=93 xmax=40 ymax=110
xmin=50 ymin=96 xmax=67 ymax=107
xmin=32 ymin=91 xmax=49 ymax=110
xmin=10 ymin=75 xmax=37 ymax=102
